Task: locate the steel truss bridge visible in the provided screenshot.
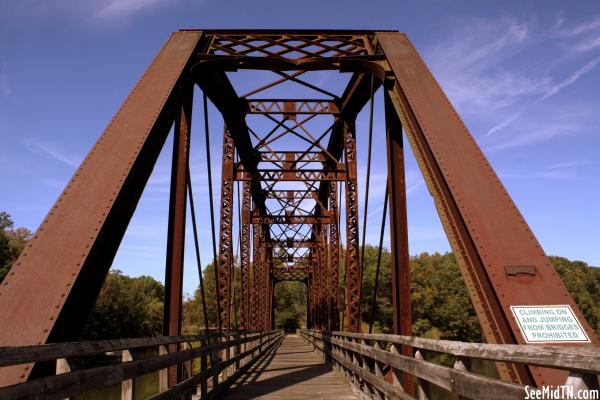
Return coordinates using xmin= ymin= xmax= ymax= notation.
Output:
xmin=0 ymin=29 xmax=598 ymax=399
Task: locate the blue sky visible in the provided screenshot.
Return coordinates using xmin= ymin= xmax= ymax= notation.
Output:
xmin=1 ymin=0 xmax=599 ymax=294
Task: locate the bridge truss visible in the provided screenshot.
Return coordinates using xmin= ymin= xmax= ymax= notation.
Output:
xmin=0 ymin=29 xmax=597 ymax=392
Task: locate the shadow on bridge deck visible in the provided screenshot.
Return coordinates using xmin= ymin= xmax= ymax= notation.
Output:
xmin=221 ymin=334 xmax=357 ymax=400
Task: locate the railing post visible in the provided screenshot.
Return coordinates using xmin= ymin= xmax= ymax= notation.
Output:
xmin=358 ymin=338 xmax=375 ymax=398
xmin=454 ymin=357 xmax=471 ymax=400
xmin=181 ymin=342 xmax=193 ymax=382
xmin=212 ymin=336 xmax=219 ymax=388
xmin=565 ymin=371 xmax=600 ymax=393
xmin=372 ymin=341 xmax=385 ymax=400
xmin=389 ymin=345 xmax=405 ymax=392
xmin=415 ymin=350 xmax=432 ymax=400
xmin=200 ymin=339 xmax=207 ymax=397
xmin=121 ymin=350 xmax=134 ymax=400
xmin=158 ymin=345 xmax=168 ymax=393
xmin=56 ymin=358 xmax=72 ymax=400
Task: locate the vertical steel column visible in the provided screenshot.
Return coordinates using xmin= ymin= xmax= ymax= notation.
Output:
xmin=343 ymin=120 xmax=361 ymax=332
xmin=240 ymin=181 xmax=251 ymax=329
xmin=319 ymin=223 xmax=329 ymax=330
xmin=307 ymin=274 xmax=313 ymax=329
xmin=257 ymin=229 xmax=267 ymax=330
xmin=385 ymin=91 xmax=413 ymax=390
xmin=217 ymin=129 xmax=235 ymax=332
xmin=312 ymin=231 xmax=322 ymax=330
xmin=329 ymin=182 xmax=340 ymax=331
xmin=163 ymin=81 xmax=193 ymax=388
xmin=263 ymin=242 xmax=272 ymax=330
xmin=251 ymin=223 xmax=261 ymax=330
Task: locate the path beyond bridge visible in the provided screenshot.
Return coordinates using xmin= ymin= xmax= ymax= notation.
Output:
xmin=222 ymin=334 xmax=356 ymax=400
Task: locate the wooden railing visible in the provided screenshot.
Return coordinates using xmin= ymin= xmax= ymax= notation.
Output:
xmin=298 ymin=329 xmax=600 ymax=400
xmin=0 ymin=329 xmax=284 ymax=400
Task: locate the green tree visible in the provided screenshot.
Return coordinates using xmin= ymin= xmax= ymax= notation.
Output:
xmin=81 ymin=270 xmax=164 ymax=339
xmin=0 ymin=212 xmax=32 ymax=283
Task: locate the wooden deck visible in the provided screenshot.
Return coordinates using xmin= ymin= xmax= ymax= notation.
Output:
xmin=222 ymin=334 xmax=357 ymax=399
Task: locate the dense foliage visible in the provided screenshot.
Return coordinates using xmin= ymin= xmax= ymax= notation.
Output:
xmin=0 ymin=212 xmax=32 ymax=283
xmin=80 ymin=270 xmax=164 ymax=339
xmin=1 ymin=211 xmax=599 ymax=341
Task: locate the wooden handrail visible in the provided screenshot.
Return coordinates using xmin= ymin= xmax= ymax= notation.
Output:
xmin=0 ymin=330 xmax=284 ymax=400
xmin=321 ymin=330 xmax=600 ymax=374
xmin=0 ymin=329 xmax=249 ymax=367
xmin=298 ymin=329 xmax=600 ymax=400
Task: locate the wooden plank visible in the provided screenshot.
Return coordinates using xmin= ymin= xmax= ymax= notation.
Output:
xmin=304 ymin=331 xmax=525 ymax=400
xmin=0 ymin=333 xmax=226 ymax=367
xmin=0 ymin=332 xmax=273 ymax=400
xmin=327 ymin=331 xmax=600 ymax=374
xmin=222 ymin=334 xmax=357 ymax=399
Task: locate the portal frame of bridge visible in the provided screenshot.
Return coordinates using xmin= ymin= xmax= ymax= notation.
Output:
xmin=0 ymin=29 xmax=597 ymax=393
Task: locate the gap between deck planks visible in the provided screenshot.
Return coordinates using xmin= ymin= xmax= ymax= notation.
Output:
xmin=221 ymin=334 xmax=358 ymax=399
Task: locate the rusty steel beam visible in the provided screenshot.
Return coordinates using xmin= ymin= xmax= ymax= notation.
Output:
xmin=319 ymin=224 xmax=330 ymax=330
xmin=384 ymin=91 xmax=413 ymax=391
xmin=257 ymin=151 xmax=326 ymax=163
xmin=239 ymin=181 xmax=251 ymax=330
xmin=216 ymin=129 xmax=235 ymax=332
xmin=251 ymin=214 xmax=335 ymax=225
xmin=329 ymin=182 xmax=341 ymax=331
xmin=245 ymin=99 xmax=339 ymax=115
xmin=0 ymin=31 xmax=204 ymax=387
xmin=251 ymin=223 xmax=261 ymax=330
xmin=343 ymin=120 xmax=362 ymax=333
xmin=235 ymin=169 xmax=346 ymax=182
xmin=163 ymin=80 xmax=193 ymax=387
xmin=377 ymin=31 xmax=598 ymax=387
xmin=263 ymin=240 xmax=318 ymax=248
xmin=192 ymin=67 xmax=270 ymax=225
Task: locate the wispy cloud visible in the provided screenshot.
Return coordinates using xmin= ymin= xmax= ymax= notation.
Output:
xmin=541 ymin=55 xmax=600 ymax=100
xmin=94 ymin=0 xmax=172 ymax=19
xmin=0 ymin=62 xmax=10 ymax=96
xmin=487 ymin=55 xmax=600 ymax=136
xmin=547 ymin=160 xmax=594 ymax=170
xmin=0 ymin=0 xmax=176 ymax=25
xmin=426 ymin=16 xmax=600 ymax=151
xmin=21 ymin=138 xmax=81 ymax=167
xmin=556 ymin=17 xmax=600 ymax=37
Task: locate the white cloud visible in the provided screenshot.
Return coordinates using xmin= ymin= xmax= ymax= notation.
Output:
xmin=0 ymin=0 xmax=175 ymax=24
xmin=487 ymin=55 xmax=600 ymax=136
xmin=547 ymin=160 xmax=593 ymax=170
xmin=539 ymin=55 xmax=600 ymax=102
xmin=94 ymin=0 xmax=170 ymax=19
xmin=425 ymin=16 xmax=600 ymax=151
xmin=21 ymin=138 xmax=81 ymax=167
xmin=556 ymin=17 xmax=600 ymax=38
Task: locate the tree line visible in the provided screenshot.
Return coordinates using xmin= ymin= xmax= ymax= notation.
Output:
xmin=1 ymin=212 xmax=598 ymax=341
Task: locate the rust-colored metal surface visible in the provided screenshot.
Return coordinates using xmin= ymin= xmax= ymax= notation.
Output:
xmin=0 ymin=31 xmax=203 ymax=387
xmin=239 ymin=181 xmax=251 ymax=330
xmin=343 ymin=120 xmax=362 ymax=333
xmin=163 ymin=81 xmax=193 ymax=387
xmin=216 ymin=129 xmax=235 ymax=331
xmin=384 ymin=91 xmax=413 ymax=390
xmin=377 ymin=31 xmax=598 ymax=386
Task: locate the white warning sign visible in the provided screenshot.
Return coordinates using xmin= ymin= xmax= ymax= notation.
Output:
xmin=510 ymin=305 xmax=590 ymax=343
